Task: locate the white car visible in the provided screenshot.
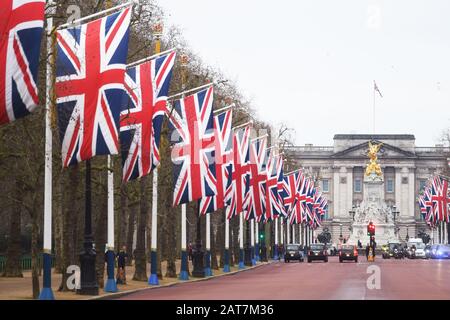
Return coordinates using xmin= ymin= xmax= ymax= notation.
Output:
xmin=410 ymin=243 xmax=426 ymax=259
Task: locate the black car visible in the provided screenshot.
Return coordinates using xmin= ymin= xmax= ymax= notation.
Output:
xmin=284 ymin=244 xmax=304 ymax=262
xmin=339 ymin=244 xmax=358 ymax=263
xmin=307 ymin=243 xmax=328 ymax=263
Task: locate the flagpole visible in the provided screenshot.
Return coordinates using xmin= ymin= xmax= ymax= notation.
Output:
xmin=287 ymin=220 xmax=291 ymax=244
xmin=179 ymin=54 xmax=189 ymax=281
xmin=255 ymin=220 xmax=260 ymax=262
xmin=104 ymin=155 xmax=117 ymax=292
xmin=280 ymin=217 xmax=284 ymax=260
xmin=149 ymin=22 xmax=163 ymax=286
xmin=373 ymin=80 xmax=376 ymax=135
xmin=204 ymin=213 xmax=212 ymax=276
xmin=238 ymin=213 xmax=245 ymax=269
xmin=250 ymin=219 xmax=256 ymax=265
xmin=57 ymin=1 xmax=136 ymax=30
xmin=274 ymin=217 xmax=279 ymax=260
xmin=39 ymin=0 xmax=56 ymax=300
xmin=223 ymin=211 xmax=230 ymax=272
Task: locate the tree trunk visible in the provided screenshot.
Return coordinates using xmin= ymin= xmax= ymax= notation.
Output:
xmin=119 ymin=183 xmax=128 ymax=248
xmin=164 ymin=207 xmax=177 ymax=278
xmin=95 ymin=184 xmax=108 ymax=289
xmin=232 ymin=217 xmax=239 ymax=266
xmin=59 ymin=165 xmax=79 ymax=291
xmin=133 ymin=177 xmax=148 ymax=281
xmin=125 ymin=203 xmax=136 ymax=267
xmin=3 ymin=196 xmax=23 ymax=277
xmin=31 ymin=216 xmax=40 ymax=299
xmin=210 ymin=223 xmax=219 ymax=270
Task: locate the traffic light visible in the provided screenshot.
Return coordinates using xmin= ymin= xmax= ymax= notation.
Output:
xmin=259 ymin=233 xmax=265 ymax=241
xmin=367 ymin=222 xmax=375 ymax=236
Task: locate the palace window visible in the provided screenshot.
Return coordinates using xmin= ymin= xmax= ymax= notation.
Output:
xmin=419 ymin=179 xmax=427 ymax=191
xmin=354 ymin=178 xmax=362 ymax=193
xmin=322 ymin=179 xmax=329 ymax=192
xmin=386 ymin=178 xmax=394 ymax=193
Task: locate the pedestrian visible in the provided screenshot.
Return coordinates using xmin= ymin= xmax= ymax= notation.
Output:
xmin=116 ymin=246 xmax=128 ymax=285
xmin=365 ymin=244 xmax=370 ymax=261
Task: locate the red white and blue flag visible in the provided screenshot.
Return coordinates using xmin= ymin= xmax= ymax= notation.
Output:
xmin=431 ymin=176 xmax=449 ymax=223
xmin=0 ymin=0 xmax=45 ymax=125
xmin=244 ymin=136 xmax=268 ymax=221
xmin=264 ymin=150 xmax=284 ymax=221
xmin=279 ymin=171 xmax=302 ymax=224
xmin=56 ymin=8 xmax=131 ymax=167
xmin=120 ymin=51 xmax=176 ymax=182
xmin=200 ymin=109 xmax=233 ymax=214
xmin=226 ymin=125 xmax=251 ymax=219
xmin=168 ymin=87 xmax=216 ymax=206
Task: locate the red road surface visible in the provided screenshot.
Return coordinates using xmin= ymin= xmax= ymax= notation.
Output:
xmin=118 ymin=257 xmax=450 ymax=300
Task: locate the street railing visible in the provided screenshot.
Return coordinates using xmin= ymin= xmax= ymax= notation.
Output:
xmin=0 ymin=254 xmax=55 ymax=273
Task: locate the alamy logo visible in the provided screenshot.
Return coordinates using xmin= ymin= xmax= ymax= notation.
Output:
xmin=66 ymin=265 xmax=81 ymax=290
xmin=366 ymin=265 xmax=381 ymax=290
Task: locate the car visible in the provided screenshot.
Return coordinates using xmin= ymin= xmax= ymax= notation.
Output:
xmin=430 ymin=244 xmax=450 ymax=259
xmin=284 ymin=244 xmax=304 ymax=262
xmin=307 ymin=243 xmax=328 ymax=263
xmin=409 ymin=243 xmax=426 ymax=259
xmin=338 ymin=244 xmax=358 ymax=263
xmin=382 ymin=241 xmax=402 ymax=259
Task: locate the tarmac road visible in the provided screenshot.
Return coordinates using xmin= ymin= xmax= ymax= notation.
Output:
xmin=117 ymin=256 xmax=450 ymax=300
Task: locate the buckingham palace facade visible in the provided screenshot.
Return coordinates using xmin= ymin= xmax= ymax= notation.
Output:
xmin=286 ymin=134 xmax=450 ymax=244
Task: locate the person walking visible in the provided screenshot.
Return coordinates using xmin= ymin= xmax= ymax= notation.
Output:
xmin=116 ymin=246 xmax=128 ymax=285
xmin=365 ymin=244 xmax=370 ymax=261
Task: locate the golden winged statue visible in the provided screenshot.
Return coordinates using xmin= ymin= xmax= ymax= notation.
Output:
xmin=365 ymin=141 xmax=383 ymax=176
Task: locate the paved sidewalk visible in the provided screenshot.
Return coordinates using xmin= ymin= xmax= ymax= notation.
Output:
xmin=0 ymin=258 xmax=270 ymax=300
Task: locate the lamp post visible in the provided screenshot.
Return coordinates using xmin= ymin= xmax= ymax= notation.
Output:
xmin=339 ymin=223 xmax=343 ymax=243
xmin=192 ymin=201 xmax=205 ymax=278
xmin=406 ymin=225 xmax=410 ymax=242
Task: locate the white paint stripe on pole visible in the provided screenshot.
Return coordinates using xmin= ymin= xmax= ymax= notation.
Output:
xmin=287 ymin=221 xmax=290 ymax=244
xmin=181 ymin=204 xmax=186 ymax=250
xmin=239 ymin=213 xmax=244 ymax=249
xmin=151 ymin=168 xmax=158 ymax=250
xmin=255 ymin=221 xmax=259 ymax=244
xmin=274 ymin=218 xmax=278 ymax=245
xmin=206 ymin=213 xmax=211 ymax=250
xmin=43 ymin=2 xmax=54 ymax=252
xmin=107 ymin=156 xmax=114 ymax=249
xmin=280 ymin=217 xmax=284 ymax=245
xmin=225 ymin=211 xmax=229 ymax=250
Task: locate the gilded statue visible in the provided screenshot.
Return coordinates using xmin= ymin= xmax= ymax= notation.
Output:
xmin=365 ymin=141 xmax=383 ymax=176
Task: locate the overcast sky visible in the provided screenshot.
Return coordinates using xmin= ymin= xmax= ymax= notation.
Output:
xmin=159 ymin=0 xmax=450 ymax=147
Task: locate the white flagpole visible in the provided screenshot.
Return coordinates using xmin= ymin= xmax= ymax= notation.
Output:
xmin=104 ymin=156 xmax=117 ymax=292
xmin=274 ymin=217 xmax=279 ymax=260
xmin=239 ymin=213 xmax=245 ymax=269
xmin=250 ymin=219 xmax=255 ymax=265
xmin=149 ymin=167 xmax=159 ymax=284
xmin=280 ymin=217 xmax=284 ymax=259
xmin=39 ymin=0 xmax=55 ymax=300
xmin=205 ymin=213 xmax=212 ymax=276
xmin=292 ymin=224 xmax=296 ymax=243
xmin=255 ymin=220 xmax=259 ymax=262
xmin=223 ymin=212 xmax=230 ymax=272
xmin=179 ymin=54 xmax=189 ymax=280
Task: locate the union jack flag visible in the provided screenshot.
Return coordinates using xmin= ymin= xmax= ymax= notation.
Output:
xmin=265 ymin=151 xmax=284 ymax=221
xmin=168 ymin=87 xmax=216 ymax=206
xmin=56 ymin=8 xmax=131 ymax=167
xmin=0 ymin=0 xmax=45 ymax=125
xmin=304 ymin=179 xmax=316 ymax=225
xmin=200 ymin=109 xmax=233 ymax=214
xmin=120 ymin=51 xmax=176 ymax=182
xmin=279 ymin=171 xmax=303 ymax=224
xmin=244 ymin=136 xmax=268 ymax=221
xmin=431 ymin=176 xmax=450 ymax=223
xmin=226 ymin=125 xmax=251 ymax=219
